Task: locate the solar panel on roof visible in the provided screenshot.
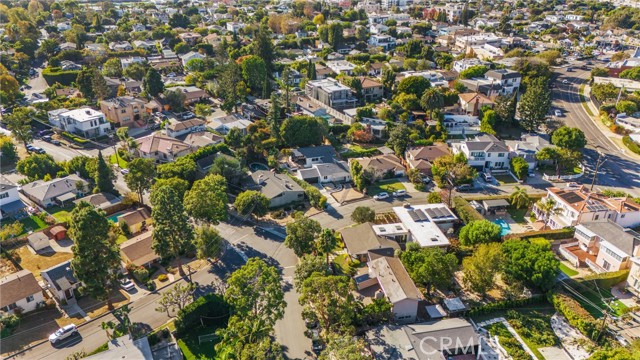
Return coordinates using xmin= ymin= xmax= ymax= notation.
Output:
xmin=408 ymin=210 xmax=421 ymax=222
xmin=417 ymin=209 xmax=429 ymax=221
xmin=425 ymin=208 xmax=438 ymax=218
xmin=560 ymin=192 xmax=585 ymax=204
xmin=586 ymin=202 xmax=608 ymax=212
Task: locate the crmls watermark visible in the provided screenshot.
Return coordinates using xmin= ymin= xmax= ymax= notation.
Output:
xmin=418 ymin=336 xmax=478 ymax=355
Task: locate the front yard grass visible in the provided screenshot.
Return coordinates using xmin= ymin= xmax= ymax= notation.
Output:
xmin=109 ymin=154 xmax=129 ymax=169
xmin=559 ymin=263 xmax=579 ymax=277
xmin=506 ymin=207 xmax=527 ymax=223
xmin=366 ymin=179 xmax=405 ymax=196
xmin=176 ymin=325 xmax=221 ymax=360
xmin=494 ymin=174 xmax=518 ymax=185
xmin=16 ymin=246 xmax=73 ymax=279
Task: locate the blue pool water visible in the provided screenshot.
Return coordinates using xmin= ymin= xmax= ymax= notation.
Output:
xmin=108 ymin=214 xmax=120 ymax=223
xmin=493 ymin=219 xmax=511 ymax=236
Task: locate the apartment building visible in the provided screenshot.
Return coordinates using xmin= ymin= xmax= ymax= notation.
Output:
xmin=305 ymin=78 xmax=357 ymax=110
xmin=368 ymin=35 xmax=397 ymax=51
xmin=451 ymin=134 xmax=509 ymax=171
xmin=48 ymin=108 xmax=112 ymax=138
xmin=454 ymin=33 xmax=501 ymax=49
xmin=100 ymin=97 xmax=147 ymax=127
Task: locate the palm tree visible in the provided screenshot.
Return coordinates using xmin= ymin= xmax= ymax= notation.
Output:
xmin=535 ymin=198 xmax=563 ymax=229
xmin=509 ymin=186 xmax=531 ymax=209
xmin=316 ymin=229 xmax=337 ymax=268
xmin=100 ymin=321 xmax=115 ymax=339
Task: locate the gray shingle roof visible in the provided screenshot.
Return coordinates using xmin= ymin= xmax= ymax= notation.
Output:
xmin=581 ymin=221 xmax=640 ymax=256
xmin=248 ymin=170 xmax=304 ymax=200
xmin=291 ymin=145 xmax=338 ymax=163
xmin=42 ymin=261 xmax=78 ymax=291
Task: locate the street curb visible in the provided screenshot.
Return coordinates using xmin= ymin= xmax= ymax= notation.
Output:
xmin=1 ymin=268 xmax=196 ymax=360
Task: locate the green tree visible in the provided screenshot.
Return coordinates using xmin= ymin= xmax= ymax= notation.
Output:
xmin=17 ymin=154 xmax=60 ymax=180
xmin=225 ymin=127 xmax=244 ymax=149
xmin=617 ymin=100 xmax=638 ymax=115
xmin=510 ymin=156 xmax=529 ymax=180
xmin=156 ymin=157 xmax=197 ymax=183
xmin=184 ymin=174 xmax=228 ymax=224
xmin=0 ymin=222 xmax=23 ymax=243
xmin=535 ymin=197 xmax=562 ymax=230
xmin=70 ymin=202 xmax=121 ymax=308
xmin=431 ymin=153 xmax=477 ymax=187
xmin=4 ymin=107 xmax=34 ymax=148
xmin=316 ymin=229 xmax=337 ymax=268
xmin=294 ymin=255 xmax=329 ymax=292
xmin=209 ymin=155 xmax=245 ymax=186
xmin=381 ymin=67 xmax=396 ymax=98
xmin=94 ymin=151 xmax=116 ymax=194
xmin=494 ymin=94 xmax=517 ymax=124
xmin=233 ymin=190 xmax=270 ymax=217
xmin=241 ymin=55 xmax=267 ymax=94
xmin=155 ymin=282 xmax=196 ymax=316
xmin=299 ymin=273 xmax=359 ymax=337
xmin=151 ymin=186 xmax=195 ymax=275
xmin=427 ymin=191 xmax=442 ymax=203
xmin=150 ymin=177 xmax=190 ymax=203
xmin=327 ymin=22 xmax=344 ymax=49
xmin=399 ymin=246 xmax=458 ymax=295
xmin=219 ymin=62 xmax=245 ymax=112
xmin=194 ymin=225 xmax=225 ymax=260
xmin=387 ymin=124 xmax=411 ymax=157
xmin=420 ymin=88 xmax=444 ymax=115
xmin=351 ymin=206 xmax=375 ymax=224
xmin=319 ymin=335 xmax=370 ymax=360
xmin=125 ymin=158 xmax=156 ymax=204
xmin=480 ymin=109 xmax=498 ymax=135
xmin=76 ymin=67 xmax=95 ymax=99
xmin=509 ymin=186 xmax=531 ymax=209
xmin=285 ymin=212 xmax=322 ymax=257
xmin=459 ymin=65 xmax=489 ymax=79
xmin=0 ymin=136 xmax=17 ymax=164
xmin=251 ymin=25 xmax=275 ymax=72
xmin=501 ymin=239 xmax=559 ymax=291
xmin=590 ymin=82 xmax=619 ymax=103
xmin=123 ymin=62 xmax=148 ymax=81
xmin=280 ymin=116 xmax=324 ymax=147
xmin=164 ymin=89 xmax=187 ymax=112
xmin=552 ymin=126 xmax=587 ymax=150
xmin=307 ymin=60 xmax=316 ymax=80
xmin=459 ymin=220 xmax=502 ymax=246
xmin=143 ymin=68 xmax=164 ymax=97
xmin=225 ymin=258 xmax=285 ymax=329
xmin=518 ymin=78 xmax=551 ymax=132
xmin=396 ymin=75 xmax=430 ymax=97
xmin=462 ymin=243 xmax=504 ymax=294
xmin=102 ymin=57 xmax=123 ymax=78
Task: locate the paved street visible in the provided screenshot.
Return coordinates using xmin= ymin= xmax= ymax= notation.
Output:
xmin=552 ymin=64 xmax=640 ymax=196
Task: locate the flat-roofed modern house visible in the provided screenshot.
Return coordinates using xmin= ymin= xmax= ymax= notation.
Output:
xmin=48 ymin=108 xmax=112 ymax=139
xmin=305 ymin=78 xmax=357 ymax=110
xmin=391 ymin=204 xmax=457 ymax=248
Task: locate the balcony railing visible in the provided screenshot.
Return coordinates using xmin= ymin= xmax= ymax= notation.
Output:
xmin=586 ymin=258 xmax=607 ymax=274
xmin=559 ymin=242 xmax=580 ymax=268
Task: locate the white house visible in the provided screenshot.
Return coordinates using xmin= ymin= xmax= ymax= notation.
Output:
xmin=181 ymin=51 xmax=206 ymax=67
xmin=226 ymin=22 xmax=246 ymax=33
xmin=368 ymin=35 xmax=396 ymax=51
xmin=209 ymin=113 xmax=253 ymax=135
xmin=485 ymin=69 xmax=522 ymax=95
xmin=0 ymin=177 xmax=25 ymax=221
xmin=0 ymin=270 xmax=44 ymax=314
xmin=121 ymin=56 xmax=146 ymax=69
xmin=626 ymin=258 xmax=640 ymax=297
xmin=452 ymin=58 xmax=491 ymax=73
xmin=50 ymin=108 xmax=112 ymax=138
xmin=452 ymin=134 xmax=510 ymax=171
xmin=442 ymin=114 xmax=481 ymax=135
xmin=389 ymin=204 xmax=457 ymax=248
xmin=505 ymin=133 xmax=551 ymax=170
xmin=368 ymin=256 xmax=421 ymax=323
xmin=326 ymin=60 xmax=357 ymax=76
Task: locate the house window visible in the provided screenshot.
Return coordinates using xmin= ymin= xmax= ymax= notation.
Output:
xmin=607 ymin=214 xmax=612 ymax=219
xmin=594 ymin=215 xmax=599 ymax=220
xmin=602 ymin=260 xmax=611 ymax=271
xmin=605 ymin=247 xmax=624 ymax=262
xmin=0 ymin=192 xmax=8 ymax=199
xmin=121 ymin=109 xmax=127 ymax=114
xmin=26 ymin=295 xmax=34 ymax=303
xmin=7 ymin=303 xmax=16 ymax=310
xmin=498 ymin=153 xmax=505 ymax=157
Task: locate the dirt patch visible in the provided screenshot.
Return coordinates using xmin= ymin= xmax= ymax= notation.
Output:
xmin=0 ymin=258 xmax=18 ymax=277
xmin=15 ymin=246 xmax=73 ymax=280
xmin=330 ymin=187 xmax=366 ymax=204
xmin=79 ymin=290 xmax=130 ymax=319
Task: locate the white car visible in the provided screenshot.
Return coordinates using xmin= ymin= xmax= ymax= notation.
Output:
xmin=120 ymin=278 xmax=135 ymax=292
xmin=554 ymin=110 xmax=562 ymax=117
xmin=562 ymin=79 xmax=569 ymax=84
xmin=120 ymin=168 xmax=130 ymax=175
xmin=49 ymin=324 xmax=78 ymax=344
xmin=393 ymin=190 xmax=407 ymax=197
xmin=373 ymin=192 xmax=389 ymax=200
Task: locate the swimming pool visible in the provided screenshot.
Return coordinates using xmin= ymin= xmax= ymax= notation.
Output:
xmin=493 ymin=219 xmax=511 ymax=236
xmin=108 ymin=214 xmax=120 ymax=223
xmin=249 ymin=163 xmax=269 ymax=172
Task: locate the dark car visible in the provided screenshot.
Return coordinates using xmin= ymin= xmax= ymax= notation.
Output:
xmin=38 ymin=129 xmax=53 ymax=137
xmin=455 ymin=184 xmax=475 ymax=192
xmin=42 ymin=135 xmax=52 ymax=142
xmin=51 ymin=139 xmax=61 ymax=146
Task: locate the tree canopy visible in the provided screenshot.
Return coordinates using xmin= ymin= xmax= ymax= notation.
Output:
xmin=459 ymin=220 xmax=502 ymax=246
xmin=501 ymin=239 xmax=559 ymax=291
xmin=285 ymin=212 xmax=322 ymax=257
xmin=280 ymin=116 xmax=325 ymax=147
xmin=183 ymin=174 xmax=228 ymax=224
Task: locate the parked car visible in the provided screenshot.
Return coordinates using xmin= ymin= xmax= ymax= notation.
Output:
xmin=120 ymin=278 xmax=135 ymax=292
xmin=120 ymin=169 xmax=130 ymax=175
xmin=42 ymin=135 xmax=52 ymax=142
xmin=25 ymin=144 xmax=35 ymax=151
xmin=373 ymin=192 xmax=389 ymax=200
xmin=51 ymin=139 xmax=61 ymax=146
xmin=422 ymin=176 xmax=432 ymax=184
xmin=393 ymin=190 xmax=407 ymax=197
xmin=481 ymin=173 xmax=493 ymax=182
xmin=181 ymin=112 xmax=195 ymax=120
xmin=455 ymin=184 xmax=475 ymax=192
xmin=38 ymin=129 xmax=53 ymax=137
xmin=562 ymin=79 xmax=569 ymax=84
xmin=31 ymin=146 xmax=45 ymax=154
xmin=554 ymin=109 xmax=563 ymax=117
xmin=49 ymin=324 xmax=78 ymax=344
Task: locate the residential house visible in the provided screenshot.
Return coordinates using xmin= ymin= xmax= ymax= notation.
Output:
xmin=357 ymin=77 xmax=384 ymax=102
xmin=405 ymin=144 xmax=450 ymax=177
xmin=209 ymin=113 xmax=252 ymax=135
xmin=290 ymin=145 xmax=339 ymax=169
xmin=388 ymin=204 xmax=456 ymax=248
xmin=340 ymin=222 xmax=400 ymax=262
xmin=21 ymin=175 xmax=88 ymax=208
xmin=452 ymin=134 xmax=510 ymax=171
xmin=117 ymin=208 xmax=152 ymax=234
xmin=48 ymin=108 xmax=112 ymax=138
xmin=561 ymin=221 xmax=640 ymax=274
xmin=246 ymin=170 xmax=305 ymax=208
xmin=368 ymin=35 xmax=396 ymax=51
xmin=121 ymin=57 xmax=146 ymax=69
xmin=350 ymin=154 xmax=406 ymax=180
xmin=626 ymin=258 xmax=640 ymax=297
xmin=315 ymin=64 xmax=335 ymax=80
xmin=131 ymin=23 xmax=146 ymax=32
xmin=180 ymin=51 xmax=206 ymax=67
xmin=134 ymin=133 xmax=195 ymax=163
xmin=326 ymin=60 xmax=356 ymax=76
xmin=470 ymin=43 xmax=505 ymax=60
xmin=57 ymin=21 xmax=71 ymax=31
xmin=485 ymin=69 xmax=522 ymax=95
xmin=505 ymin=133 xmax=551 ymax=170
xmin=452 ymin=58 xmax=491 ymax=73
xmin=533 ymin=185 xmax=640 ymax=229
xmin=359 ymin=117 xmax=387 ymax=139
xmin=109 ymin=41 xmax=133 ymax=51
xmin=73 ymin=192 xmax=122 ymax=213
xmin=41 ymin=261 xmax=81 ymax=302
xmin=455 ymin=33 xmax=502 ymax=49
xmin=366 ymin=318 xmax=482 ymax=360
xmin=83 ymin=335 xmax=155 ymax=360
xmin=458 ymin=93 xmax=495 ymax=115
xmin=165 ymin=119 xmax=206 ymax=138
xmin=0 ymin=270 xmax=44 ymax=314
xmin=100 ymin=97 xmax=147 ymax=127
xmin=367 ymin=256 xmax=422 ymax=323
xmin=0 ymin=177 xmax=26 ymax=220
xmin=298 ymin=161 xmax=352 ymax=184
xmin=226 ymin=22 xmax=246 ymax=33
xmin=164 ymin=86 xmax=210 ymax=105
xmin=181 ymin=131 xmax=223 ymax=148
xmin=120 ymin=232 xmax=160 ymax=268
xmin=442 ymin=114 xmax=481 ymax=135
xmin=132 ymin=40 xmax=157 ymax=52
xmin=60 ymin=60 xmax=82 ymax=71
xmin=178 ymin=32 xmax=202 ymax=45
xmin=305 ymin=78 xmax=357 ymax=110
xmin=59 ymin=42 xmax=76 ymax=51
xmin=399 ymin=71 xmax=449 ymax=88
xmin=615 ymin=113 xmax=640 ymax=133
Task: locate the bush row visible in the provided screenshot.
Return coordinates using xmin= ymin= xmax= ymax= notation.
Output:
xmin=452 ymin=197 xmax=484 ymax=224
xmin=504 ymin=228 xmax=575 ymax=241
xmin=175 ymin=294 xmax=229 ymax=335
xmin=583 ymin=269 xmax=630 ymax=289
xmin=340 ymin=147 xmax=380 ymax=159
xmin=61 ymin=132 xmax=89 ymax=144
xmin=42 ymin=68 xmax=80 ymax=86
xmin=287 ymin=174 xmax=327 ymax=209
xmin=548 ymin=292 xmax=598 ymax=341
xmin=623 ymin=136 xmax=640 ymax=155
xmin=468 ymin=295 xmax=546 ymax=317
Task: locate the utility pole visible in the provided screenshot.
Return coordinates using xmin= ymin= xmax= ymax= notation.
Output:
xmin=590 ymin=150 xmax=606 ymax=191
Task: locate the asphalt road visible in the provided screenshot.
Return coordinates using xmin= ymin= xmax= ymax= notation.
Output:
xmin=552 ymin=64 xmax=640 ymax=196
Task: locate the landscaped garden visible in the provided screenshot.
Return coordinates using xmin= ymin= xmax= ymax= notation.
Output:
xmin=366 ymin=179 xmax=405 ymax=196
xmin=507 ymin=207 xmax=528 ymax=223
xmin=18 ymin=215 xmax=48 ymax=234
xmin=109 ymin=154 xmax=129 ymax=169
xmin=559 ymin=263 xmax=579 ymax=277
xmin=47 ymin=205 xmax=75 ymax=224
xmin=485 ymin=322 xmax=530 ymax=360
xmin=176 ymin=325 xmax=220 ymax=360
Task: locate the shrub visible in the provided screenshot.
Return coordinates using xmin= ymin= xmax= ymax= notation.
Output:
xmin=127 ymin=264 xmax=150 ymax=283
xmin=61 ymin=132 xmax=89 ymax=144
xmin=583 ymin=269 xmax=629 ymax=288
xmin=452 ymin=197 xmax=484 ymax=224
xmin=157 ymin=274 xmax=169 ymax=282
xmin=468 ymin=295 xmax=546 ymax=317
xmin=42 ymin=67 xmax=80 ymax=86
xmin=146 ymin=281 xmax=156 ymax=291
xmin=623 ymin=136 xmax=640 ymax=155
xmin=504 ymin=228 xmax=575 ymax=241
xmin=548 ymin=292 xmax=598 ymax=340
xmin=175 ymin=294 xmax=229 ymax=335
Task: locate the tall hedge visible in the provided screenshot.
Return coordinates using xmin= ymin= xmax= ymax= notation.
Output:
xmin=583 ymin=269 xmax=630 ymax=289
xmin=623 ymin=136 xmax=640 ymax=155
xmin=548 ymin=292 xmax=598 ymax=340
xmin=42 ymin=67 xmax=80 ymax=86
xmin=504 ymin=228 xmax=575 ymax=241
xmin=452 ymin=197 xmax=484 ymax=224
xmin=175 ymin=294 xmax=229 ymax=335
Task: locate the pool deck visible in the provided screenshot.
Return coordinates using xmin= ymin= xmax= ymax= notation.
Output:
xmin=485 ymin=213 xmax=532 ymax=234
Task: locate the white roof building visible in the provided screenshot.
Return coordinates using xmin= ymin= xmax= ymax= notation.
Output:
xmin=391 ymin=204 xmax=457 ymax=248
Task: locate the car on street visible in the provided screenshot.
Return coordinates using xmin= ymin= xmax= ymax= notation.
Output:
xmin=392 ymin=190 xmax=407 ymax=197
xmin=42 ymin=135 xmax=52 ymax=142
xmin=38 ymin=129 xmax=53 ymax=137
xmin=562 ymin=79 xmax=569 ymax=84
xmin=51 ymin=139 xmax=61 ymax=146
xmin=554 ymin=109 xmax=563 ymax=117
xmin=120 ymin=278 xmax=135 ymax=292
xmin=120 ymin=169 xmax=130 ymax=175
xmin=26 ymin=144 xmax=35 ymax=151
xmin=455 ymin=184 xmax=475 ymax=192
xmin=49 ymin=324 xmax=78 ymax=344
xmin=373 ymin=192 xmax=389 ymax=200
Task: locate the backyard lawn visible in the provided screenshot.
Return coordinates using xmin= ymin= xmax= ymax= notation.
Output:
xmin=494 ymin=174 xmax=518 ymax=185
xmin=48 ymin=205 xmax=75 ymax=224
xmin=563 ymin=280 xmax=628 ymax=318
xmin=559 ymin=263 xmax=579 ymax=277
xmin=16 ymin=246 xmax=73 ymax=279
xmin=18 ymin=215 xmax=48 ymax=234
xmin=176 ymin=325 xmax=221 ymax=360
xmin=109 ymin=154 xmax=129 ymax=169
xmin=367 ymin=180 xmax=405 ymax=196
xmin=507 ymin=207 xmax=527 ymax=223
